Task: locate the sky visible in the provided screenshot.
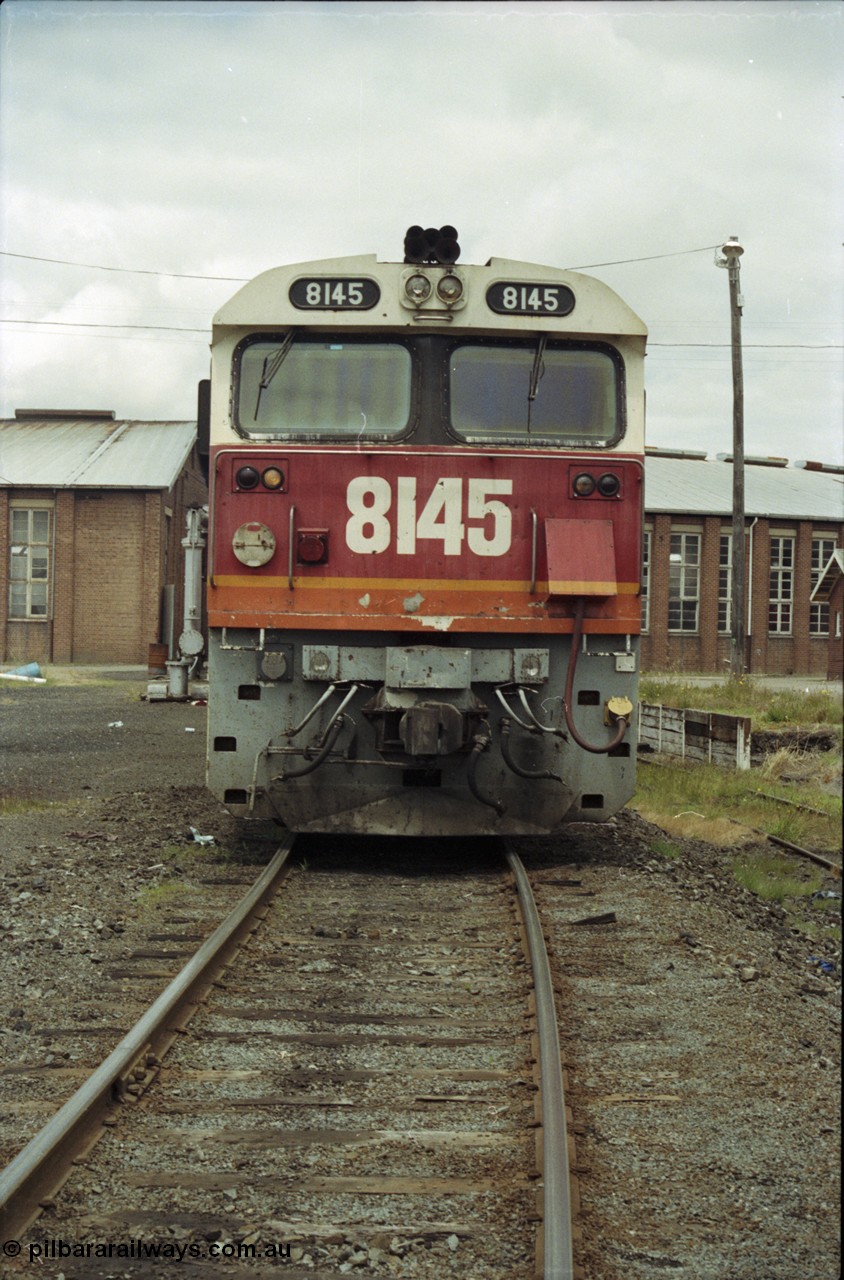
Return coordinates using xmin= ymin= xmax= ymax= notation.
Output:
xmin=0 ymin=0 xmax=841 ymax=466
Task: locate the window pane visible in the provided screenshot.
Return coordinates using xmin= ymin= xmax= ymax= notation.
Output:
xmin=450 ymin=343 xmax=619 ymax=444
xmin=31 ymin=554 xmax=49 ymax=580
xmin=9 ymin=583 xmax=26 ymax=616
xmin=32 ymin=510 xmax=50 ymax=542
xmin=10 ymin=552 xmax=28 ymax=580
xmin=11 ymin=510 xmax=28 ymax=539
xmin=237 ymin=339 xmax=411 ymax=438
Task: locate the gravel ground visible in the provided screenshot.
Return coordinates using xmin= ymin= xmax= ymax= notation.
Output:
xmin=0 ymin=672 xmax=841 ymax=1279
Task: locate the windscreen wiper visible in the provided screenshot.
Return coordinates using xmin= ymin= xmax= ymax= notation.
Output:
xmin=254 ymin=330 xmax=296 ymax=421
xmin=527 ymin=333 xmax=548 ymax=433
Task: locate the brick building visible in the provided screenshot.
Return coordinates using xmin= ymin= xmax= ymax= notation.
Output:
xmin=1 ymin=411 xmax=207 ymax=666
xmin=641 ymin=450 xmax=843 ymax=677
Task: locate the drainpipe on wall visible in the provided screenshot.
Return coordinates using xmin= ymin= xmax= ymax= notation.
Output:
xmin=746 ymin=516 xmax=759 ymax=673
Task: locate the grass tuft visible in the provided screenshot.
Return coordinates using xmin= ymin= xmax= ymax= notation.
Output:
xmin=0 ymin=792 xmax=55 ymax=816
xmin=633 ymin=756 xmax=841 ymax=854
xmin=136 ymin=880 xmax=190 ymax=914
xmin=639 ymin=675 xmax=842 ymax=732
xmin=730 ymin=853 xmax=822 ymax=903
xmin=650 ymin=837 xmax=683 ymax=861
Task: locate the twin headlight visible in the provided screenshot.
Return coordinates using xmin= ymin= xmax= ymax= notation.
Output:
xmin=402 ymin=269 xmax=465 ymax=309
xmin=235 ymin=465 xmax=284 ymax=491
xmin=572 ymin=472 xmax=621 ymax=498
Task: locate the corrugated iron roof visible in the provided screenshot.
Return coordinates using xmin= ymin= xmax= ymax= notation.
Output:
xmin=645 ymin=454 xmax=844 ymax=522
xmin=0 ymin=418 xmax=196 ymax=489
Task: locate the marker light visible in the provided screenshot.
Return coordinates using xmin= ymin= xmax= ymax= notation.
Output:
xmin=261 ymin=466 xmax=285 ymax=490
xmin=236 ymin=465 xmax=260 ymax=490
xmin=573 ymin=473 xmax=596 ymax=497
xmin=597 ymin=473 xmax=621 ymax=497
xmin=436 ymin=273 xmax=464 ymax=304
xmin=405 ymin=273 xmax=432 ymax=303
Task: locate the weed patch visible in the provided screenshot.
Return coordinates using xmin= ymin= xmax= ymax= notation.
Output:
xmin=649 ymin=836 xmax=683 ymax=861
xmin=136 ymin=880 xmax=190 ymax=915
xmin=640 ymin=676 xmax=842 ymax=733
xmin=731 ymin=852 xmax=822 ymax=903
xmin=633 ymin=758 xmax=842 ymax=855
xmin=0 ymin=792 xmax=56 ymax=816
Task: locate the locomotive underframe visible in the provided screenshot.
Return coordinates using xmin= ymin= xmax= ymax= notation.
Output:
xmin=207 ymin=626 xmax=638 ymax=837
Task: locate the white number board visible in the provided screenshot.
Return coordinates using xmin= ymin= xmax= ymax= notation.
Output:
xmin=346 ymin=477 xmax=513 ymax=557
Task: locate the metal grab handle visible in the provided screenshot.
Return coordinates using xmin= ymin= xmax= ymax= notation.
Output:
xmin=288 ymin=505 xmax=296 ymax=590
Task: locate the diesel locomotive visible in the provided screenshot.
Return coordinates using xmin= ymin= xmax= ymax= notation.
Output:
xmin=200 ymin=227 xmax=646 ymax=836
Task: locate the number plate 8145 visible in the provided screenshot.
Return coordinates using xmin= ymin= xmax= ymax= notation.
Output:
xmin=486 ymin=281 xmax=575 ymax=316
xmin=289 ymin=277 xmax=380 ymax=310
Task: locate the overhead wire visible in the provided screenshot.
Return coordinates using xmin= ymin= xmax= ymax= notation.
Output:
xmin=0 ymin=318 xmax=208 ymax=333
xmin=1 ymin=241 xmax=727 ymax=280
xmin=566 ymin=244 xmax=721 ymax=269
xmin=1 ymin=317 xmax=839 ymax=351
xmin=0 ymin=249 xmax=247 ymax=282
xmin=0 ymin=244 xmax=841 ymax=349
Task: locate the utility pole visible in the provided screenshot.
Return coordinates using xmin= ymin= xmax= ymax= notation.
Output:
xmin=716 ymin=237 xmax=746 ymax=678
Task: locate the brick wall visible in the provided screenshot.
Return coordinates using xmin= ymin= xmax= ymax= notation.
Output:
xmin=52 ymin=491 xmax=75 ymax=662
xmin=72 ymin=491 xmax=149 ymax=662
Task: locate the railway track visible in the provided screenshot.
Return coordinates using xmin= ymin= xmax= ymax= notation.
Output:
xmin=0 ymin=838 xmax=577 ymax=1279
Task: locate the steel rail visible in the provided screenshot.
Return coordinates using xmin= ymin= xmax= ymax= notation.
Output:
xmin=504 ymin=842 xmax=574 ymax=1280
xmin=0 ymin=836 xmax=296 ymax=1240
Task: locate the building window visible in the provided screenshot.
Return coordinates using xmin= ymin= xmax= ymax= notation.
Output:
xmin=811 ymin=537 xmax=837 ymax=636
xmin=668 ymin=532 xmax=700 ymax=632
xmin=718 ymin=534 xmax=732 ymax=633
xmin=9 ymin=506 xmax=52 ymax=619
xmin=769 ymin=536 xmax=794 ymax=635
xmin=641 ymin=530 xmax=651 ymax=633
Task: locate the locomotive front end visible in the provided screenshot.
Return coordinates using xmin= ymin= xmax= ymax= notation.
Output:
xmin=204 ymin=235 xmax=646 ymax=836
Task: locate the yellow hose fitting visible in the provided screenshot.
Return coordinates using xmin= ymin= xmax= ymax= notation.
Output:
xmin=604 ymin=695 xmax=634 ymax=727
